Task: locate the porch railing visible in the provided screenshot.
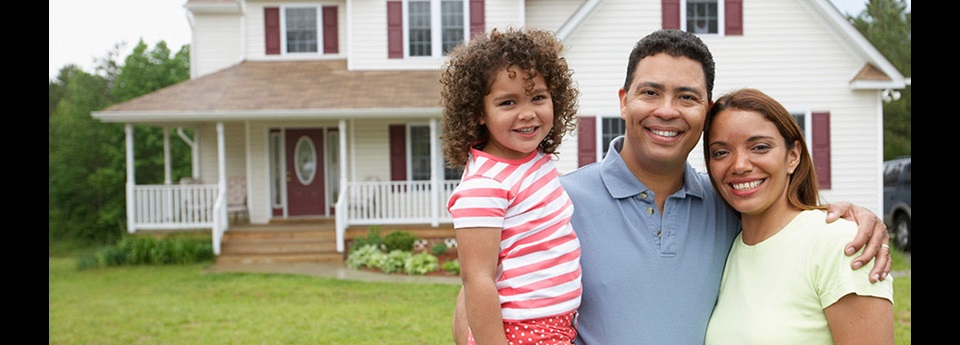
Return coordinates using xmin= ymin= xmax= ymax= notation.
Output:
xmin=131 ymin=180 xmax=460 ymax=255
xmin=345 ymin=180 xmax=459 ymax=225
xmin=131 ymin=184 xmax=219 ymax=229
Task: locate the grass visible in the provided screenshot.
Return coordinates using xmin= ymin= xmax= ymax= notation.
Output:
xmin=49 ymin=243 xmax=911 ymax=344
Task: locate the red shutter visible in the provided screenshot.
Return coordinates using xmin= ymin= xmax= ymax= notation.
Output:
xmin=390 ymin=125 xmax=407 ymax=181
xmin=264 ymin=7 xmax=281 ymax=55
xmin=812 ymin=112 xmax=831 ymax=189
xmin=578 ymin=116 xmax=597 ymax=167
xmin=387 ymin=1 xmax=403 ymax=59
xmin=470 ymin=0 xmax=485 ymax=39
xmin=725 ymin=0 xmax=743 ymax=35
xmin=323 ymin=6 xmax=339 ymax=54
xmin=662 ymin=0 xmax=680 ymax=30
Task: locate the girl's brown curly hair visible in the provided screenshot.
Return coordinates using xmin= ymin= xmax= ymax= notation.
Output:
xmin=439 ymin=27 xmax=580 ymax=168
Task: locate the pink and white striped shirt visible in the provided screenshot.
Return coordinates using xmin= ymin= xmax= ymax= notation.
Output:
xmin=447 ymin=147 xmax=581 ymax=322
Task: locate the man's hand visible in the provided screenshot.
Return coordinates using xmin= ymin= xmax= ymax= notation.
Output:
xmin=826 ymin=202 xmax=892 ymax=283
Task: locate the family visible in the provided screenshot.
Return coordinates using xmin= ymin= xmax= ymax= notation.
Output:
xmin=440 ymin=27 xmax=894 ymax=345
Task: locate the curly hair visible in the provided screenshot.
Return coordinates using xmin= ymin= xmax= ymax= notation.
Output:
xmin=439 ymin=27 xmax=580 ymax=168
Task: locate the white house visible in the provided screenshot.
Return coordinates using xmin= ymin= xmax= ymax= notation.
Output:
xmin=91 ymin=0 xmax=906 ymax=255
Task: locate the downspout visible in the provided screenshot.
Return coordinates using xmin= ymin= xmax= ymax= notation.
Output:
xmin=555 ymin=0 xmax=604 ymax=41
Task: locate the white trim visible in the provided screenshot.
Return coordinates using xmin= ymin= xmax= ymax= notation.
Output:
xmin=92 ymin=107 xmax=444 ymax=123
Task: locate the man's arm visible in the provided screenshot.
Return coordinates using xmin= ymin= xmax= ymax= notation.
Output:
xmin=825 ymin=202 xmax=892 ymax=283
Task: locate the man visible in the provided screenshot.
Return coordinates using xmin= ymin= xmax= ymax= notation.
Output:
xmin=452 ymin=29 xmax=891 ymax=344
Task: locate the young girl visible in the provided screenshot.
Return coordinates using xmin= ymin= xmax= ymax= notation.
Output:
xmin=441 ymin=27 xmax=581 ymax=345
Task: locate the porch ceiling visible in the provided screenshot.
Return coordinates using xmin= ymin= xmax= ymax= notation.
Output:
xmin=93 ymin=59 xmax=444 ymax=123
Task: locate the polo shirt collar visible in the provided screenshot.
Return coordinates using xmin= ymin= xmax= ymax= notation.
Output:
xmin=599 ymin=136 xmax=707 ymax=200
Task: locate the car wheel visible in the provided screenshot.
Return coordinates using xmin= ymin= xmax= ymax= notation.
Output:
xmin=893 ymin=214 xmax=911 ymax=252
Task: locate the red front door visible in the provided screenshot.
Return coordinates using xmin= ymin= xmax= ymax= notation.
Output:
xmin=285 ymin=129 xmax=325 ymax=216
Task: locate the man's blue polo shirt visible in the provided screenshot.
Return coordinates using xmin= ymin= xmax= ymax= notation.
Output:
xmin=561 ymin=136 xmax=740 ymax=345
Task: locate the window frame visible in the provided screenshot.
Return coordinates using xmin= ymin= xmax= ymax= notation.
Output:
xmin=402 ymin=0 xmax=470 ymax=58
xmin=407 ymin=124 xmax=463 ymax=181
xmin=791 ymin=110 xmax=813 ymax=156
xmin=280 ymin=4 xmax=324 ymax=55
xmin=595 ymin=114 xmax=626 ymax=161
xmin=681 ymin=0 xmax=724 ymax=36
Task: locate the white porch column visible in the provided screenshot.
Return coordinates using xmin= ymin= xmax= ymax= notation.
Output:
xmin=217 ymin=122 xmax=226 ymax=190
xmin=337 ymin=119 xmax=348 ymax=252
xmin=429 ymin=118 xmax=440 ymax=227
xmin=163 ymin=127 xmax=171 ymax=185
xmin=125 ymin=124 xmax=135 ymax=233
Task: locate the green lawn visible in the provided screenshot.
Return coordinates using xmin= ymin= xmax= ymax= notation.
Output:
xmin=49 ymin=244 xmax=911 ymax=344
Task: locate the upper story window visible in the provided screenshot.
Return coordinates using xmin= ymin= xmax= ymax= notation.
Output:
xmin=683 ymin=0 xmax=722 ymax=34
xmin=265 ymin=6 xmax=338 ymax=56
xmin=405 ymin=0 xmax=468 ymax=57
xmin=285 ymin=7 xmax=319 ymax=53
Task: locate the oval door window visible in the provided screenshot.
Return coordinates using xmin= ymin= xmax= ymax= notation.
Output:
xmin=294 ymin=136 xmax=317 ymax=185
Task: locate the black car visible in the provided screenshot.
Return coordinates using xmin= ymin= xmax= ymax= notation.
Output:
xmin=882 ymin=157 xmax=911 ymax=251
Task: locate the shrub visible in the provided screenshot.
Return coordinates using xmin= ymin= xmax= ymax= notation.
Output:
xmin=405 ymin=252 xmax=439 ymax=275
xmin=76 ymin=253 xmax=100 ymax=270
xmin=383 ymin=231 xmax=417 ymax=252
xmin=443 ymin=259 xmax=461 ymax=275
xmin=351 ymin=226 xmax=385 ymax=252
xmin=346 ymin=244 xmax=387 ymax=269
xmin=381 ymin=250 xmax=412 ymax=274
xmin=430 ymin=242 xmax=449 ymax=256
xmin=77 ymin=234 xmax=214 ymax=269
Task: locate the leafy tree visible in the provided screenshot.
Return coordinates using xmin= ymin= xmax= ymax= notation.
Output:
xmin=848 ymin=0 xmax=911 ymax=160
xmin=49 ymin=39 xmax=191 ymax=245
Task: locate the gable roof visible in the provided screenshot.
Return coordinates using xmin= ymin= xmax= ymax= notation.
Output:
xmin=92 ymin=59 xmax=444 ymax=123
xmin=555 ymin=0 xmax=905 ymax=89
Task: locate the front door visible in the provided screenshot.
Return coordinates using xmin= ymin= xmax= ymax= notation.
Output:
xmin=285 ymin=129 xmax=325 ymax=216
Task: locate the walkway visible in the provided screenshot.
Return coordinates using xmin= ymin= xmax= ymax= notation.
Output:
xmin=205 ymin=261 xmax=462 ymax=285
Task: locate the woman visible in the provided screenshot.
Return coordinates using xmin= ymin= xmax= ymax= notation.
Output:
xmin=702 ymin=88 xmax=893 ymax=344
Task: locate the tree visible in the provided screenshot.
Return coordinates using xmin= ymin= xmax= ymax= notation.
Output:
xmin=848 ymin=0 xmax=911 ymax=160
xmin=49 ymin=40 xmax=191 ymax=245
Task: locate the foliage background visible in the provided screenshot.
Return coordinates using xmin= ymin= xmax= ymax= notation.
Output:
xmin=49 ymin=40 xmax=191 ymax=245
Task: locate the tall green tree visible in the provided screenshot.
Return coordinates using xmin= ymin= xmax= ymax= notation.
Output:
xmin=848 ymin=0 xmax=911 ymax=160
xmin=49 ymin=40 xmax=191 ymax=244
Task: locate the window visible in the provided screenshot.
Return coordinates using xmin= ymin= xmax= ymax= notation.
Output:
xmin=285 ymin=7 xmax=318 ymax=53
xmin=791 ymin=111 xmax=813 ymax=155
xmin=600 ymin=117 xmax=626 ymax=158
xmin=405 ymin=0 xmax=468 ymax=57
xmin=265 ymin=5 xmax=337 ymax=55
xmin=409 ymin=125 xmax=463 ymax=181
xmin=683 ymin=0 xmax=722 ymax=34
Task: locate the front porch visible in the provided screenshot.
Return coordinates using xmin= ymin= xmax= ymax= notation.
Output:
xmin=128 ymin=179 xmax=459 ymax=256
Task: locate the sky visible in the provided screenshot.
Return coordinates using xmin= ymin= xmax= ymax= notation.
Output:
xmin=48 ymin=0 xmax=908 ymax=81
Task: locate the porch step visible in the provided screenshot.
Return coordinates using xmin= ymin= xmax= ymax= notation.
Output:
xmin=215 ymin=222 xmax=457 ymax=265
xmin=217 ymin=225 xmax=344 ymax=264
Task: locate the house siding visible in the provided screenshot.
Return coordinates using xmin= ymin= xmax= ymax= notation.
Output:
xmin=167 ymin=0 xmax=889 ymax=227
xmin=525 ymin=0 xmax=582 ymax=31
xmin=549 ymin=0 xmax=881 ymax=214
xmin=192 ymin=13 xmax=245 ymax=78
